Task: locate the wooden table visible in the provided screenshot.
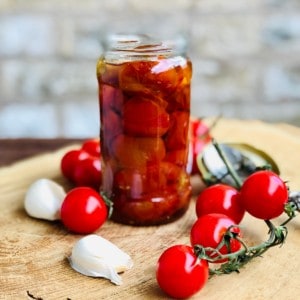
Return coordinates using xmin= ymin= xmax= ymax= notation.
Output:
xmin=0 ymin=138 xmax=84 ymax=167
xmin=1 ymin=119 xmax=300 ymax=300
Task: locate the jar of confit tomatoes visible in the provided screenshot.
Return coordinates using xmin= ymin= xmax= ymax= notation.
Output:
xmin=97 ymin=35 xmax=192 ymax=225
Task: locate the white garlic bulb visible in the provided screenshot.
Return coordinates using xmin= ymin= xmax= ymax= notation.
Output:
xmin=24 ymin=178 xmax=66 ymax=221
xmin=69 ymin=234 xmax=133 ymax=285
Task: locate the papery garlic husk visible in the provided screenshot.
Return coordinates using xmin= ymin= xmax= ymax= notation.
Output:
xmin=24 ymin=178 xmax=66 ymax=221
xmin=69 ymin=234 xmax=133 ymax=285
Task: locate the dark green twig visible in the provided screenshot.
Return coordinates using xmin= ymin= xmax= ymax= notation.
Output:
xmin=212 ymin=140 xmax=243 ymax=189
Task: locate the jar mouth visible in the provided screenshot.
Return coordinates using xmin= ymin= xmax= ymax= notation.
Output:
xmin=104 ymin=33 xmax=182 ymax=63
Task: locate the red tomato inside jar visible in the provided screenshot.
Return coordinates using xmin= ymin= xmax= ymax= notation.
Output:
xmin=97 ymin=35 xmax=192 ymax=225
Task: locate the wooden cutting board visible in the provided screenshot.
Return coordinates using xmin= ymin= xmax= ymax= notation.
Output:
xmin=1 ymin=119 xmax=300 ymax=300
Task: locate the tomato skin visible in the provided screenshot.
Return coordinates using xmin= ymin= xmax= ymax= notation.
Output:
xmin=196 ymin=184 xmax=245 ymax=224
xmin=60 ymin=139 xmax=102 ymax=190
xmin=72 ymin=157 xmax=102 ymax=190
xmin=190 ymin=213 xmax=241 ymax=263
xmin=119 ymin=60 xmax=183 ymax=93
xmin=123 ymin=97 xmax=170 ymax=137
xmin=60 ymin=187 xmax=107 ymax=234
xmin=189 ymin=117 xmax=212 ymax=175
xmin=190 ymin=117 xmax=210 ymax=139
xmin=112 ymin=134 xmax=166 ymax=168
xmin=61 ymin=150 xmax=89 ymax=180
xmin=165 ymin=111 xmax=190 ymax=151
xmin=239 ymin=170 xmax=288 ymax=220
xmin=156 ymin=245 xmax=208 ymax=299
xmin=81 ymin=138 xmax=101 ymax=157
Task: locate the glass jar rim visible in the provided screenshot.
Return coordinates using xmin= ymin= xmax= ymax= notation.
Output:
xmin=104 ymin=33 xmax=186 ymax=63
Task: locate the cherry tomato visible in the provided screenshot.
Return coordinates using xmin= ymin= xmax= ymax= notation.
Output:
xmin=239 ymin=170 xmax=288 ymax=220
xmin=112 ymin=134 xmax=166 ymax=168
xmin=165 ymin=111 xmax=189 ymax=150
xmin=196 ymin=184 xmax=245 ymax=224
xmin=189 ymin=117 xmax=212 ymax=175
xmin=60 ymin=187 xmax=107 ymax=234
xmin=119 ymin=60 xmax=183 ymax=93
xmin=123 ymin=97 xmax=170 ymax=137
xmin=60 ymin=139 xmax=102 ymax=190
xmin=156 ymin=245 xmax=208 ymax=299
xmin=164 ymin=148 xmax=188 ymax=168
xmin=101 ymin=84 xmax=124 ymax=114
xmin=72 ymin=156 xmax=101 ymax=190
xmin=61 ymin=149 xmax=89 ymax=180
xmin=190 ymin=213 xmax=241 ymax=263
xmin=81 ymin=138 xmax=101 ymax=157
xmin=101 ymin=108 xmax=123 ymax=146
xmin=190 ymin=117 xmax=210 ymax=138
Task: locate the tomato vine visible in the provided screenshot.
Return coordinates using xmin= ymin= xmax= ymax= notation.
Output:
xmin=194 ymin=141 xmax=299 ymax=276
xmin=156 ymin=139 xmax=299 ymax=298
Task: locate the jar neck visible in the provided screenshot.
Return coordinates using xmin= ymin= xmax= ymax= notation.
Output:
xmin=104 ymin=34 xmax=186 ymax=63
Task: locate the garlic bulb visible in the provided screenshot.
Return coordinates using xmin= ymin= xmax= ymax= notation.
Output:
xmin=24 ymin=178 xmax=66 ymax=221
xmin=69 ymin=234 xmax=133 ymax=285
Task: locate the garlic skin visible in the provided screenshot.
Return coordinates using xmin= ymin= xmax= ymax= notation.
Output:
xmin=24 ymin=178 xmax=66 ymax=221
xmin=69 ymin=234 xmax=133 ymax=285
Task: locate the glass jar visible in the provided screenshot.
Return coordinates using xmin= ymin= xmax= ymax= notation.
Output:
xmin=97 ymin=35 xmax=192 ymax=225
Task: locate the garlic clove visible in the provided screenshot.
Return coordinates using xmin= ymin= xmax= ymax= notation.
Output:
xmin=69 ymin=234 xmax=133 ymax=285
xmin=24 ymin=178 xmax=66 ymax=221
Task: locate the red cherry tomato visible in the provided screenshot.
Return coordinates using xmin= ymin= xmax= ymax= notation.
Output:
xmin=239 ymin=170 xmax=288 ymax=220
xmin=123 ymin=97 xmax=170 ymax=137
xmin=189 ymin=117 xmax=212 ymax=175
xmin=190 ymin=213 xmax=241 ymax=263
xmin=60 ymin=139 xmax=102 ymax=190
xmin=156 ymin=245 xmax=208 ymax=299
xmin=72 ymin=156 xmax=101 ymax=190
xmin=112 ymin=134 xmax=166 ymax=168
xmin=60 ymin=187 xmax=107 ymax=234
xmin=190 ymin=117 xmax=210 ymax=138
xmin=81 ymin=138 xmax=101 ymax=157
xmin=196 ymin=184 xmax=245 ymax=224
xmin=61 ymin=149 xmax=89 ymax=181
xmin=101 ymin=108 xmax=123 ymax=146
xmin=165 ymin=111 xmax=189 ymax=150
xmin=119 ymin=60 xmax=183 ymax=93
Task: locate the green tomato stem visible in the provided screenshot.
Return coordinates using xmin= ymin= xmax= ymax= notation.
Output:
xmin=212 ymin=140 xmax=243 ymax=189
xmin=100 ymin=191 xmax=114 ymax=219
xmin=203 ymin=115 xmax=222 ymax=138
xmin=194 ymin=221 xmax=288 ymax=276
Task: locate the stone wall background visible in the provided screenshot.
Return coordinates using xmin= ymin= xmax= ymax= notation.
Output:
xmin=1 ymin=0 xmax=300 ymax=138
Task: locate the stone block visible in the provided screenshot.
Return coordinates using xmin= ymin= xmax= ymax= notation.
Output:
xmin=0 ymin=15 xmax=57 ymax=57
xmin=193 ymin=0 xmax=262 ymax=13
xmin=262 ymin=13 xmax=300 ymax=53
xmin=190 ymin=14 xmax=263 ymax=59
xmin=263 ymin=64 xmax=300 ymax=101
xmin=0 ymin=60 xmax=98 ymax=100
xmin=60 ymin=100 xmax=100 ymax=138
xmin=72 ymin=19 xmax=104 ymax=59
xmin=191 ymin=58 xmax=261 ymax=103
xmin=0 ymin=102 xmax=59 ymax=137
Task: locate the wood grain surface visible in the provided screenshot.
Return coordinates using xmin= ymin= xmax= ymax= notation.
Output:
xmin=1 ymin=119 xmax=300 ymax=300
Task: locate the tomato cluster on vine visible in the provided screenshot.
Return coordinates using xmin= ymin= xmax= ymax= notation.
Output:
xmin=156 ymin=169 xmax=290 ymax=299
